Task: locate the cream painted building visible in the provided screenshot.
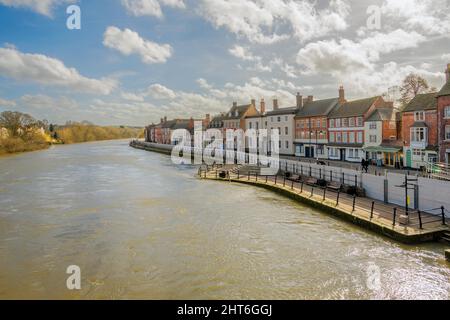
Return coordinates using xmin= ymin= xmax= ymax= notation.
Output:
xmin=265 ymin=99 xmax=297 ymax=156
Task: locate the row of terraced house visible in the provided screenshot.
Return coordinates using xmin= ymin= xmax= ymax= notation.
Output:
xmin=145 ymin=64 xmax=450 ymax=170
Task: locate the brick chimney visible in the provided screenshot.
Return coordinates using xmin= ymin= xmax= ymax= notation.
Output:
xmin=446 ymin=64 xmax=450 ymax=83
xmin=273 ymin=99 xmax=279 ymax=110
xmin=251 ymin=99 xmax=256 ymax=107
xmin=339 ymin=86 xmax=346 ymax=104
xmin=307 ymin=95 xmax=314 ymax=103
xmin=189 ymin=117 xmax=194 ymax=130
xmin=296 ymin=92 xmax=303 ymax=108
xmin=260 ymin=98 xmax=266 ymax=114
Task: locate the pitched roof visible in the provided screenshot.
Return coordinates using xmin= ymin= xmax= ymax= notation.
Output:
xmin=436 ymin=81 xmax=450 ymax=98
xmin=403 ymin=93 xmax=437 ymax=112
xmin=295 ymin=98 xmax=339 ymax=118
xmin=366 ymin=108 xmax=395 ymax=122
xmin=328 ymin=97 xmax=379 ymax=118
xmin=266 ymin=106 xmax=298 ymax=116
xmin=223 ymin=104 xmax=252 ymax=120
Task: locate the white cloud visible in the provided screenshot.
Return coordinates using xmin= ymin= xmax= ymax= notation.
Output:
xmin=381 ymin=0 xmax=450 ymax=36
xmin=20 ymin=94 xmax=79 ymax=111
xmin=229 ymin=45 xmax=258 ymax=61
xmin=121 ymin=91 xmax=145 ymax=102
xmin=0 ymin=97 xmax=16 ymax=107
xmin=441 ymin=54 xmax=450 ymax=61
xmin=147 ymin=83 xmax=176 ymax=99
xmin=121 ymin=0 xmax=185 ymax=18
xmin=103 ymin=26 xmax=173 ymax=64
xmin=199 ymin=0 xmax=350 ymax=44
xmin=296 ymin=29 xmax=425 ymax=75
xmin=0 ymin=47 xmax=116 ymax=95
xmin=0 ymin=0 xmax=74 ymax=17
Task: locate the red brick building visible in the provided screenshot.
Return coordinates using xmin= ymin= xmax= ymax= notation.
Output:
xmin=437 ymin=64 xmax=450 ymax=163
xmin=402 ymin=93 xmax=438 ymax=169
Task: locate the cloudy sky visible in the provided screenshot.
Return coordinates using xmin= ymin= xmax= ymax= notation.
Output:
xmin=0 ymin=0 xmax=449 ymax=126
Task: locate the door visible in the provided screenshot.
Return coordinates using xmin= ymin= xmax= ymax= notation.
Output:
xmin=406 ymin=150 xmax=412 ymax=167
xmin=305 ymin=147 xmax=310 ymax=158
xmin=310 ymin=147 xmax=315 ymax=159
xmin=340 ymin=149 xmax=345 ymax=161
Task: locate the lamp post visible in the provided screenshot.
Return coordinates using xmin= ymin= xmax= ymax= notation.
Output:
xmin=311 ymin=130 xmax=324 ymax=161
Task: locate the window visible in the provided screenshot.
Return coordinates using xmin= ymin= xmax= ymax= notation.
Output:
xmin=369 ymin=122 xmax=377 ymax=129
xmin=336 ymin=119 xmax=341 ymax=127
xmin=411 ymin=127 xmax=426 ymax=142
xmin=445 ymin=126 xmax=450 ymax=141
xmin=329 ymin=132 xmax=335 ymax=142
xmin=330 ymin=119 xmax=335 ymax=128
xmin=316 ymin=119 xmax=321 ymax=128
xmin=413 ymin=149 xmax=425 ymax=161
xmin=370 ymin=135 xmax=377 ymax=143
xmin=349 ymin=117 xmax=355 ymax=127
xmin=278 ymin=128 xmax=281 ymax=135
xmin=249 ymin=122 xmax=252 ymax=129
xmin=349 ymin=132 xmax=355 ymax=143
xmin=342 ymin=132 xmax=348 ymax=143
xmin=277 ymin=116 xmax=281 ymax=122
xmin=357 ymin=117 xmax=363 ymax=127
xmin=285 ymin=141 xmax=289 ymax=149
xmin=445 ymin=106 xmax=450 ymax=118
xmin=357 ymin=132 xmax=363 ymax=143
xmin=279 ymin=140 xmax=282 ymax=149
xmin=342 ymin=118 xmax=348 ymax=127
xmin=256 ymin=122 xmax=259 ymax=130
xmin=349 ymin=149 xmax=353 ymax=158
xmin=414 ymin=111 xmax=425 ymax=121
xmin=336 ymin=132 xmax=342 ymax=142
xmin=285 ymin=127 xmax=288 ymax=135
xmin=322 ymin=118 xmax=327 ymax=128
xmin=317 ymin=145 xmax=324 ymax=155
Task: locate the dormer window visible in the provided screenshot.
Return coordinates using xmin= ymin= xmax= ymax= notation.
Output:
xmin=414 ymin=111 xmax=425 ymax=121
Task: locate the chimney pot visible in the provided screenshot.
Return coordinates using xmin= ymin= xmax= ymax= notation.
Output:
xmin=260 ymin=99 xmax=266 ymax=114
xmin=446 ymin=64 xmax=450 ymax=83
xmin=339 ymin=85 xmax=346 ymax=104
xmin=273 ymin=99 xmax=279 ymax=110
xmin=296 ymin=92 xmax=303 ymax=108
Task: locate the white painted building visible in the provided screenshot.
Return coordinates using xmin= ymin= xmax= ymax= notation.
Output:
xmin=265 ymin=99 xmax=297 ymax=156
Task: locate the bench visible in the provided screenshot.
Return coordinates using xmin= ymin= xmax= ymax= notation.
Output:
xmin=287 ymin=174 xmax=302 ymax=182
xmin=327 ymin=181 xmax=342 ymax=192
xmin=305 ymin=177 xmax=318 ymax=186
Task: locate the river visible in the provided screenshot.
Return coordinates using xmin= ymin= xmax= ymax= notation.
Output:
xmin=0 ymin=140 xmax=448 ymax=299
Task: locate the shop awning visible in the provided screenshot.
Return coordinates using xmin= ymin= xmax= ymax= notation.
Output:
xmin=363 ymin=146 xmax=402 ymax=153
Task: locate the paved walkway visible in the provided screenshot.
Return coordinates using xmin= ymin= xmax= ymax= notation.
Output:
xmin=199 ymin=165 xmax=449 ymax=240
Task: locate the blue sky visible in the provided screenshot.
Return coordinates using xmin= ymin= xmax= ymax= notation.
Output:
xmin=0 ymin=0 xmax=449 ymax=126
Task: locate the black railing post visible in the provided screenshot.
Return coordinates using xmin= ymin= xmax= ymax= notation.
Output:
xmin=441 ymin=206 xmax=446 ymax=225
xmin=265 ymin=175 xmax=268 ymax=183
xmin=352 ymin=194 xmax=356 ymax=212
xmin=370 ymin=201 xmax=375 ymax=220
xmin=418 ymin=210 xmax=423 ymax=229
xmin=330 ymin=170 xmax=333 ymax=182
xmin=336 ymin=190 xmax=340 ymax=206
xmin=354 ymin=175 xmax=358 ymax=187
xmin=309 ymin=167 xmax=312 ymax=177
xmin=301 ymin=165 xmax=303 ymax=175
xmin=319 ymin=168 xmax=322 ymax=179
xmin=342 ymin=172 xmax=345 ymax=184
xmin=393 ymin=208 xmax=397 ymax=227
xmin=291 ymin=180 xmax=294 ymax=190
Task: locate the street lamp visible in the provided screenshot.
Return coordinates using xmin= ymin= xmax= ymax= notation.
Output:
xmin=311 ymin=130 xmax=324 ymax=161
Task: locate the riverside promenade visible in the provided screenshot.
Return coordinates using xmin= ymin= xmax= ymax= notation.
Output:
xmin=130 ymin=140 xmax=449 ymax=244
xmin=198 ymin=164 xmax=449 ymax=244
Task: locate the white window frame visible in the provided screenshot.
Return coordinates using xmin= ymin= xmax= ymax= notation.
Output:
xmin=414 ymin=111 xmax=425 ymax=122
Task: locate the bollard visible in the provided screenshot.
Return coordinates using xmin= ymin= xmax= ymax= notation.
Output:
xmin=418 ymin=210 xmax=423 ymax=229
xmin=352 ymin=194 xmax=356 ymax=212
xmin=370 ymin=201 xmax=375 ymax=220
xmin=323 ymin=187 xmax=326 ymax=201
xmin=336 ymin=190 xmax=340 ymax=206
xmin=393 ymin=208 xmax=397 ymax=227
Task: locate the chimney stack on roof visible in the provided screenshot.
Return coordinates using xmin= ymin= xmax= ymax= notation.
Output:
xmin=446 ymin=63 xmax=450 ymax=83
xmin=307 ymin=95 xmax=313 ymax=103
xmin=339 ymin=86 xmax=346 ymax=104
xmin=296 ymin=92 xmax=303 ymax=108
xmin=251 ymin=99 xmax=256 ymax=107
xmin=273 ymin=98 xmax=279 ymax=110
xmin=260 ymin=98 xmax=266 ymax=114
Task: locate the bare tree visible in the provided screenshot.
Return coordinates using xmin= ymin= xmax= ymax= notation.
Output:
xmin=399 ymin=73 xmax=436 ymax=107
xmin=0 ymin=111 xmax=37 ymax=137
